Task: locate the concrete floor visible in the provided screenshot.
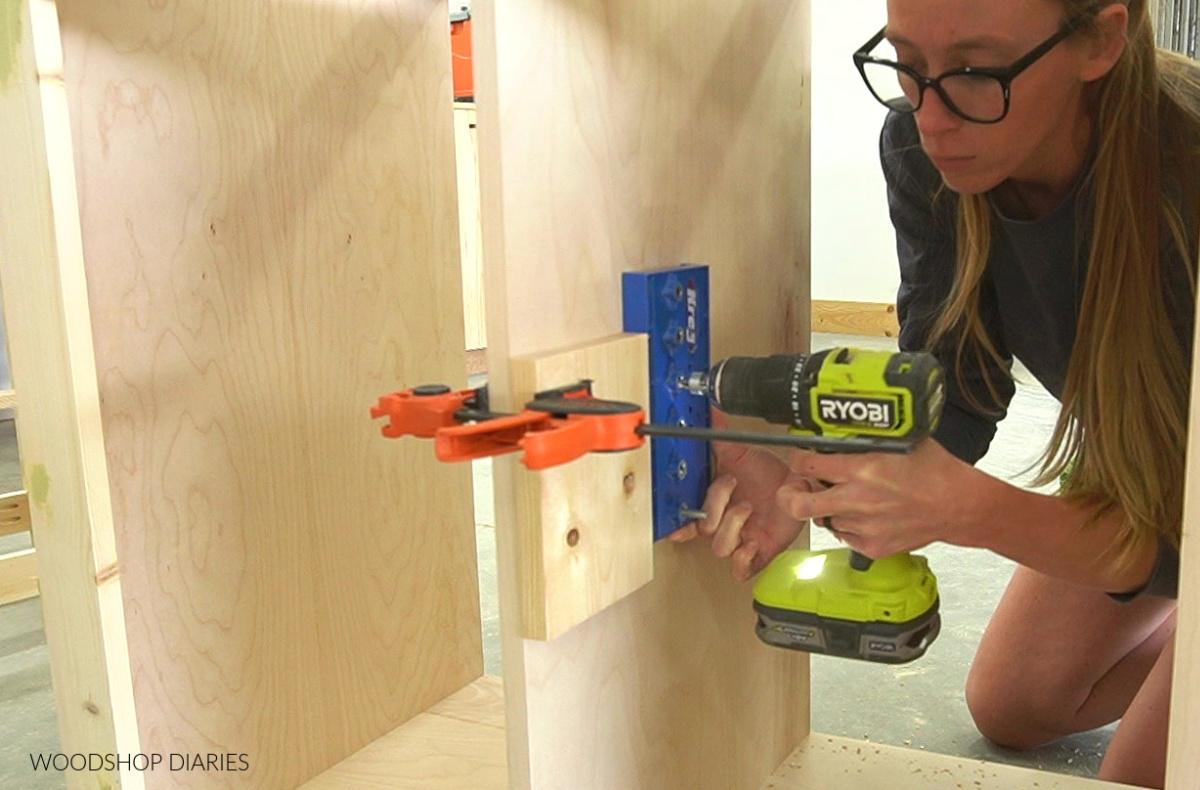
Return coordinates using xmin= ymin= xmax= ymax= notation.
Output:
xmin=0 ymin=333 xmax=1118 ymax=787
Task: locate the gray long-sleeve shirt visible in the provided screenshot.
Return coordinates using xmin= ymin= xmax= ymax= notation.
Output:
xmin=880 ymin=110 xmax=1190 ymax=599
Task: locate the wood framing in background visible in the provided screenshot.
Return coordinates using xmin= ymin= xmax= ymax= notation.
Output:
xmin=0 ymin=491 xmax=37 ymax=606
xmin=0 ymin=548 xmax=38 ymax=606
xmin=474 ymin=1 xmax=811 ymax=787
xmin=0 ymin=490 xmax=31 ymax=539
xmin=4 ymin=1 xmax=484 ymax=788
xmin=811 ymin=299 xmax=900 ymax=338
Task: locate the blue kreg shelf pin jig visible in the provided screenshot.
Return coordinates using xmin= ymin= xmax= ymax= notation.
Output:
xmin=622 ymin=265 xmax=711 ymax=541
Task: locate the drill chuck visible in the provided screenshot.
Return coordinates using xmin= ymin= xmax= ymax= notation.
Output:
xmin=706 ymin=354 xmax=813 ymax=427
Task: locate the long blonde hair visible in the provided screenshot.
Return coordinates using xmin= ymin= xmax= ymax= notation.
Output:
xmin=931 ymin=0 xmax=1200 ymax=567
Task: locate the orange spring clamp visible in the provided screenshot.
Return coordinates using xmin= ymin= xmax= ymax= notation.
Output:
xmin=370 ymin=383 xmax=646 ymax=470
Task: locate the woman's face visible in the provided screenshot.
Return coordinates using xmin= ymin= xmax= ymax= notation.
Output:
xmin=884 ymin=0 xmax=1097 ymax=195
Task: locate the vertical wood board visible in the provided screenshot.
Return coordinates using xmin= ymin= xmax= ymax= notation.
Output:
xmin=455 ymin=103 xmax=486 ymax=350
xmin=0 ymin=2 xmax=144 ymax=787
xmin=53 ymin=1 xmax=482 ymax=786
xmin=474 ymin=1 xmax=811 ymax=787
xmin=1167 ymin=257 xmax=1200 ymax=787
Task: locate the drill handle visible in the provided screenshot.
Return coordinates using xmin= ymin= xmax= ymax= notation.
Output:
xmin=849 ymin=551 xmax=874 ymax=572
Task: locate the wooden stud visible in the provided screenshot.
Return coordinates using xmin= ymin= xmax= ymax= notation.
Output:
xmin=0 ymin=491 xmax=31 ymax=539
xmin=1166 ymin=254 xmax=1200 ymax=787
xmin=0 ymin=4 xmax=144 ymax=788
xmin=508 ymin=334 xmax=652 ymax=640
xmin=0 ymin=390 xmax=16 ymax=410
xmin=811 ymin=300 xmax=900 ymax=338
xmin=0 ymin=547 xmax=38 ymax=606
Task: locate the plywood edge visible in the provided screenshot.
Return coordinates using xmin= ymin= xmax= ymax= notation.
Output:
xmin=0 ymin=390 xmax=16 ymax=411
xmin=767 ymin=734 xmax=1129 ymax=790
xmin=812 ymin=300 xmax=900 ymax=338
xmin=300 ymin=676 xmax=508 ymax=790
xmin=471 ymin=0 xmax=534 ymax=782
xmin=0 ymin=548 xmax=39 ymax=606
xmin=508 ymin=334 xmax=653 ymax=641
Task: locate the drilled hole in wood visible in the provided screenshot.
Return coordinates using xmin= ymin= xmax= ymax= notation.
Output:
xmin=623 ymin=472 xmax=636 ymax=495
xmin=566 ymin=528 xmax=581 ymax=548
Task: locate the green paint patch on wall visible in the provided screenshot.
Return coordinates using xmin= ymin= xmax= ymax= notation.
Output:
xmin=28 ymin=462 xmax=51 ymax=518
xmin=0 ymin=0 xmax=21 ymax=91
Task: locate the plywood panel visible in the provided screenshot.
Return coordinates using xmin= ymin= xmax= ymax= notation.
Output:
xmin=473 ymin=1 xmax=811 ymax=787
xmin=302 ymin=676 xmax=507 ymax=790
xmin=50 ymin=1 xmax=482 ymax=787
xmin=509 ymin=334 xmax=652 ymax=640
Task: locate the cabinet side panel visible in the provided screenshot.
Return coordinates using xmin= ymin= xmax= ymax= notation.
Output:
xmin=475 ymin=1 xmax=812 ymax=787
xmin=57 ymin=1 xmax=482 ymax=786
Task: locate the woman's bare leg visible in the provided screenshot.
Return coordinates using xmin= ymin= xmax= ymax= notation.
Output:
xmin=966 ymin=566 xmax=1176 ymax=750
xmin=1097 ymin=621 xmax=1175 ymax=789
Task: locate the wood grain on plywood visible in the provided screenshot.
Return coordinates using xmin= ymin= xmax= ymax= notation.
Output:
xmin=302 ymin=677 xmax=507 ymax=790
xmin=474 ymin=0 xmax=811 ymax=786
xmin=0 ymin=390 xmax=16 ymax=410
xmin=53 ymin=0 xmax=481 ymax=786
xmin=509 ymin=335 xmax=652 ymax=640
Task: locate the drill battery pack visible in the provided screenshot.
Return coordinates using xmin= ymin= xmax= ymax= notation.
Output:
xmin=752 ymin=548 xmax=942 ymax=664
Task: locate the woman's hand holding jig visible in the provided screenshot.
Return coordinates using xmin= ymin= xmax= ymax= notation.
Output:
xmin=777 ymin=439 xmax=975 ymax=559
xmin=668 ymin=415 xmax=811 ymax=581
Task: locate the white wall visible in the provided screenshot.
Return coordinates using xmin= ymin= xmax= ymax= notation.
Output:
xmin=811 ymin=1 xmax=899 ymax=304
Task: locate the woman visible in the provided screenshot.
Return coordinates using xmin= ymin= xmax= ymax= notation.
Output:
xmin=671 ymin=1 xmax=1200 ymax=786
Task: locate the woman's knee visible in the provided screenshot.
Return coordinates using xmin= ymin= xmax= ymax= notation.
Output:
xmin=965 ymin=662 xmax=1049 ymax=750
xmin=965 ymin=655 xmax=1072 ymax=750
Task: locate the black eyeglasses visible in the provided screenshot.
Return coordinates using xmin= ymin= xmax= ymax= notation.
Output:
xmin=852 ymin=15 xmax=1091 ymax=124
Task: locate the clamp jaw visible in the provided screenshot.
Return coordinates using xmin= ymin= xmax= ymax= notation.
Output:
xmin=370 ymin=382 xmax=646 ymax=471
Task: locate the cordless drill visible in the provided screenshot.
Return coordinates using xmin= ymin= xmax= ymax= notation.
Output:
xmin=691 ymin=347 xmax=946 ymax=663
